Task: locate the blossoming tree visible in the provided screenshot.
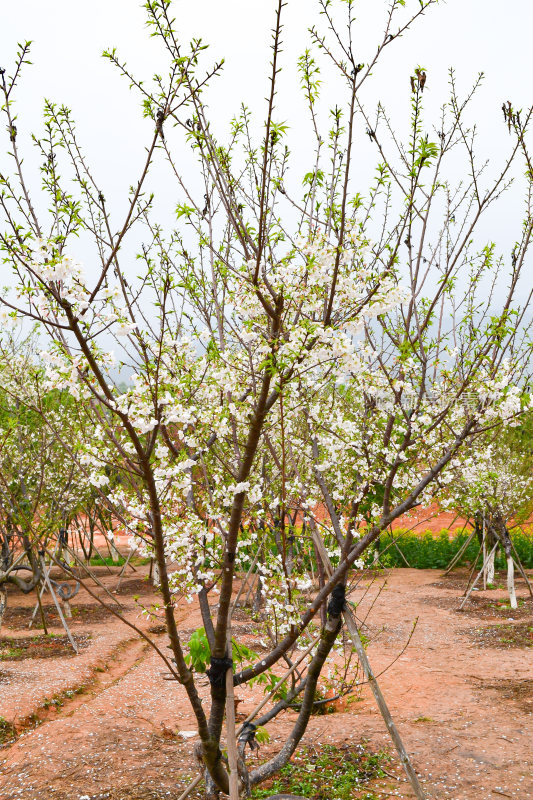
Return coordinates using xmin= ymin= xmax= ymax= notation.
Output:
xmin=443 ymin=429 xmax=533 ymax=607
xmin=1 ymin=0 xmax=533 ymax=795
xmin=0 ymin=335 xmax=91 ymax=630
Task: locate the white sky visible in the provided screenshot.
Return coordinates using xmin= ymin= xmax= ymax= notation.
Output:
xmin=1 ymin=1 xmax=531 ymax=172
xmin=1 ymin=0 xmax=532 ymax=264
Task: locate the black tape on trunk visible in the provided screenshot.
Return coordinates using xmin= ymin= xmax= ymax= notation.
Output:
xmin=327 ymin=584 xmax=346 ymax=618
xmin=238 ymin=721 xmax=258 ymax=751
xmin=206 ymin=656 xmax=233 ymax=687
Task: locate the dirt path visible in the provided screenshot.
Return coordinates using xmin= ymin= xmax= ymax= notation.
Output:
xmin=0 ymin=567 xmax=532 ymax=799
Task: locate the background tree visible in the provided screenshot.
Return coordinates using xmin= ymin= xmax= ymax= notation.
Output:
xmin=0 ymin=334 xmax=91 ymax=629
xmin=442 ymin=417 xmax=533 ymax=606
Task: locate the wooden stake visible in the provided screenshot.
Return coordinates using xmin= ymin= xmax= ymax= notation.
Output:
xmin=343 ymin=605 xmax=427 ymax=800
xmin=61 ymin=543 xmax=123 ymax=607
xmin=444 ymin=529 xmax=475 ymax=575
xmin=176 ymin=775 xmax=202 ymax=800
xmin=40 ymin=555 xmax=78 ymax=654
xmin=115 ymin=547 xmax=137 ymax=592
xmin=459 ymin=541 xmax=499 ymax=610
xmin=509 ymin=538 xmax=533 ymax=598
xmin=394 ymin=540 xmax=411 ymax=567
xmin=29 ymin=580 xmax=48 ymax=628
xmin=461 ymin=541 xmax=483 ymax=598
xmin=36 ymin=590 xmax=48 ymax=635
xmin=225 ymin=628 xmax=240 ymax=800
xmin=482 ymin=513 xmax=487 ymax=591
xmin=0 ymin=588 xmax=6 ymax=633
xmin=311 ymin=531 xmax=427 ymax=800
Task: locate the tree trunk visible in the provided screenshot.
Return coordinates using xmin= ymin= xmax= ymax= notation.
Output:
xmin=225 ymin=629 xmax=240 ymax=800
xmin=0 ymin=587 xmax=6 ymax=633
xmin=152 ymin=559 xmax=160 ymax=587
xmin=497 ymin=521 xmax=517 ymax=609
xmin=313 ymin=541 xmax=327 ymax=627
xmin=108 ymin=534 xmax=121 ymax=563
xmin=486 ymin=547 xmax=496 ymax=586
xmin=252 ymin=576 xmax=263 ymax=615
xmin=506 ymin=556 xmax=517 ymax=610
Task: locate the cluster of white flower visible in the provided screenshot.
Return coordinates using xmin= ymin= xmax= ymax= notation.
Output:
xmin=27 ymin=239 xmax=137 ymax=340
xmin=5 ymin=229 xmax=526 ymax=618
xmin=441 ymin=439 xmax=533 ymax=521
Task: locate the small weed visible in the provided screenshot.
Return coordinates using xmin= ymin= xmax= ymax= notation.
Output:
xmin=0 ymin=647 xmax=23 ymax=660
xmin=252 ymin=743 xmax=390 ymax=800
xmin=0 ymin=716 xmax=16 ymax=745
xmin=0 ymin=633 xmax=89 ymax=660
xmin=42 ymin=695 xmax=63 ymax=710
xmin=466 ymin=622 xmax=533 ymax=649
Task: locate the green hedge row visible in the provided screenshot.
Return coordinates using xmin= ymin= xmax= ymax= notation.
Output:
xmin=376 ymin=527 xmax=533 ymax=570
xmin=88 ymin=555 xmax=126 ymax=566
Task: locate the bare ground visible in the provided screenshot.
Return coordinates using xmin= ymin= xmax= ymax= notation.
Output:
xmin=0 ymin=565 xmax=532 ymax=800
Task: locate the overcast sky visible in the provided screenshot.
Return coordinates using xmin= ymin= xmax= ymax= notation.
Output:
xmin=1 ymin=0 xmax=531 ymax=261
xmin=2 ymin=1 xmax=531 ymax=169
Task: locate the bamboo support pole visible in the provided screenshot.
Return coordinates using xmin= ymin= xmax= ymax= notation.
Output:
xmin=311 ymin=531 xmax=427 ymax=800
xmin=225 ymin=627 xmax=240 ymax=800
xmin=459 ymin=541 xmax=499 ymax=610
xmin=40 ymin=555 xmax=78 ymax=654
xmin=444 ymin=529 xmax=476 ymax=575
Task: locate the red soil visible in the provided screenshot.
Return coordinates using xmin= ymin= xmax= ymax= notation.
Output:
xmin=1 ymin=563 xmax=532 ymax=799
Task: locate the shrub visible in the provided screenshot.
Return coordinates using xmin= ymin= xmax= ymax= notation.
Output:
xmin=376 ymin=527 xmax=533 ymax=570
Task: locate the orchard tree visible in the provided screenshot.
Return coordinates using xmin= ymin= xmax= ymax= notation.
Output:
xmin=1 ymin=0 xmax=533 ymax=796
xmin=443 ymin=430 xmax=533 ymax=606
xmin=0 ymin=334 xmax=92 ymax=628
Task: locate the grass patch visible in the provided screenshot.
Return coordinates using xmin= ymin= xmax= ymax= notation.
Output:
xmin=466 ymin=622 xmax=533 ymax=649
xmin=0 ymin=633 xmax=90 ymax=660
xmin=88 ymin=554 xmax=151 ymax=567
xmin=252 ymin=743 xmax=390 ymax=800
xmin=89 ymin=555 xmax=126 ymax=566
